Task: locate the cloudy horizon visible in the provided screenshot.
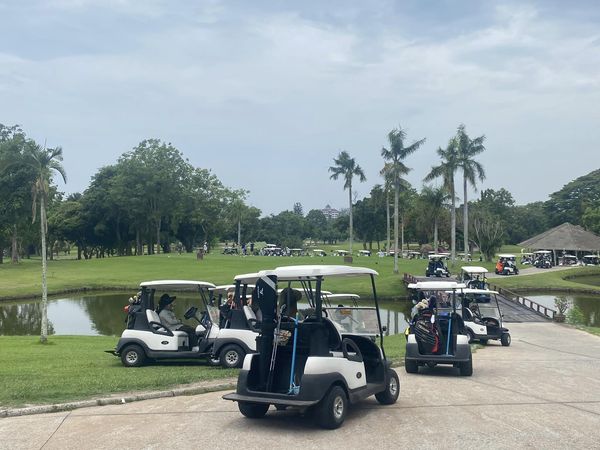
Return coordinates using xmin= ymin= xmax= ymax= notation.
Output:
xmin=1 ymin=0 xmax=599 ymax=215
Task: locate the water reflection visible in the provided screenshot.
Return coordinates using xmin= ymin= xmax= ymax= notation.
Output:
xmin=0 ymin=293 xmax=413 ymax=336
xmin=526 ymin=293 xmax=600 ymax=326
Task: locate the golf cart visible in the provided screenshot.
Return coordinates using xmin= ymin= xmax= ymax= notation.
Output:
xmin=289 ymin=248 xmax=303 ymax=257
xmin=459 ymin=266 xmax=489 ymax=290
xmin=405 ymin=281 xmax=472 ymax=376
xmin=407 ymin=251 xmax=421 ymax=260
xmin=312 ymin=249 xmax=327 ymax=257
xmin=223 ymin=265 xmax=399 ymax=429
xmin=533 ymin=250 xmax=553 ymax=269
xmin=426 ymin=254 xmax=450 ymax=277
xmin=583 ymin=255 xmax=600 ymax=266
xmin=358 ymin=249 xmax=371 ymax=257
xmin=495 ymin=254 xmax=519 ymax=275
xmin=333 ymin=249 xmax=349 ymax=257
xmin=456 ymin=288 xmax=511 ymax=346
xmin=520 ymin=252 xmax=534 ymax=265
xmin=109 ymin=280 xmax=218 ymax=367
xmin=559 ymin=254 xmax=579 ymax=266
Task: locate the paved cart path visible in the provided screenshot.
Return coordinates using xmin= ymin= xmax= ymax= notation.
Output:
xmin=2 ymin=323 xmax=600 ymax=450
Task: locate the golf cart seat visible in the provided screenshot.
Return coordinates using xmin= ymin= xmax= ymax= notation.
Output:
xmin=300 ymin=317 xmax=342 ymax=356
xmin=243 ymin=305 xmax=261 ymax=332
xmin=145 ymin=310 xmax=188 ymax=338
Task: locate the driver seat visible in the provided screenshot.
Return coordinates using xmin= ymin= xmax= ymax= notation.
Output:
xmin=146 ymin=310 xmax=188 ymax=339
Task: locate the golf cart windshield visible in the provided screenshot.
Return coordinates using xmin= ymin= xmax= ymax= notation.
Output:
xmin=326 ymin=307 xmax=380 ymax=336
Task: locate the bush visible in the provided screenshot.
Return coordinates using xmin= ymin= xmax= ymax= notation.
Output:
xmin=567 ymin=305 xmax=585 ymax=325
xmin=554 ymin=296 xmax=570 ymax=315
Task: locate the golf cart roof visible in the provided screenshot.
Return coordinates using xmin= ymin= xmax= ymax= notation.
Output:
xmin=456 ymin=288 xmax=498 ymax=295
xmin=313 ymin=249 xmax=325 ymax=252
xmin=335 ymin=249 xmax=349 ymax=254
xmin=521 ymin=252 xmax=534 ymax=256
xmin=533 ymin=250 xmax=552 ymax=254
xmin=562 ymin=254 xmax=577 ymax=258
xmin=289 ymin=248 xmax=303 ymax=251
xmin=408 ymin=281 xmax=466 ymax=291
xmin=498 ymin=254 xmax=516 ymax=258
xmin=461 ymin=266 xmax=488 ymax=274
xmin=139 ymin=280 xmax=216 ymax=290
xmin=272 ymin=265 xmax=377 ymax=280
xmin=265 ymin=244 xmax=277 ymax=247
xmin=359 ymin=250 xmax=370 ymax=253
xmin=428 ymin=254 xmax=448 ymax=259
xmin=277 ymin=288 xmax=333 ymax=295
xmin=211 ymin=284 xmax=254 ymax=294
xmin=324 ymin=293 xmax=360 ymax=301
xmin=233 ymin=272 xmax=261 ymax=282
xmin=583 ymin=255 xmax=598 ymax=259
xmin=408 ymin=251 xmax=421 ymax=254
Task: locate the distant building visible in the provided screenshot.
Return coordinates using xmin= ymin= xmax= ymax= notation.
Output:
xmin=321 ymin=204 xmax=340 ymax=220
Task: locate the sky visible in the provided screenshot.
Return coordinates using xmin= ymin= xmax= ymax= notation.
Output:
xmin=1 ymin=0 xmax=599 ymax=216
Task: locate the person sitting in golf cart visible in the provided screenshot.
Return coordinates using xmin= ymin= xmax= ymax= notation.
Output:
xmin=157 ymin=294 xmax=198 ymax=347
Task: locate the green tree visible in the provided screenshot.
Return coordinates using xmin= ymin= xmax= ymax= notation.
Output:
xmin=23 ymin=144 xmax=67 ymax=343
xmin=329 ymin=151 xmax=366 ymax=255
xmin=545 ymin=169 xmax=600 ymax=226
xmin=420 ymin=185 xmax=450 ymax=252
xmin=456 ymin=124 xmax=486 ymax=255
xmin=582 ymin=206 xmax=600 ymax=235
xmin=424 ymin=138 xmax=459 ymax=261
xmin=381 ymin=126 xmax=425 ymax=272
xmin=305 ymin=209 xmax=328 ymax=243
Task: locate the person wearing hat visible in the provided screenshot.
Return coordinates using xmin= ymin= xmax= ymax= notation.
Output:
xmin=157 ymin=293 xmax=198 ymax=348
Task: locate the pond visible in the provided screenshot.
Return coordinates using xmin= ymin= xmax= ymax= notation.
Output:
xmin=0 ymin=292 xmax=412 ymax=337
xmin=525 ymin=293 xmax=600 ymax=326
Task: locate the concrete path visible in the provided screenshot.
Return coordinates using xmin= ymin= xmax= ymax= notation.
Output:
xmin=2 ymin=323 xmax=600 ymax=449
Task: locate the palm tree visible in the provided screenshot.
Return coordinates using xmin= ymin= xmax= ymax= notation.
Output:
xmin=26 ymin=143 xmax=67 ymax=343
xmin=420 ymin=185 xmax=450 ymax=253
xmin=329 ymin=151 xmax=366 ymax=254
xmin=424 ymin=139 xmax=459 ymax=261
xmin=381 ymin=126 xmax=425 ymax=273
xmin=456 ymin=124 xmax=486 ymax=258
xmin=379 ymin=165 xmax=393 ymax=256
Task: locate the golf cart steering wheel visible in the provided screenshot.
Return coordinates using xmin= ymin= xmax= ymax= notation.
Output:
xmin=184 ymin=306 xmax=198 ymax=320
xmin=342 ymin=338 xmax=363 ymax=363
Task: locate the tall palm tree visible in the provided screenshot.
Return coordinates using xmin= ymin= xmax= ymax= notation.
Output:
xmin=381 ymin=126 xmax=425 ymax=274
xmin=420 ymin=185 xmax=450 ymax=253
xmin=329 ymin=151 xmax=366 ymax=254
xmin=26 ymin=144 xmax=67 ymax=343
xmin=379 ymin=165 xmax=393 ymax=256
xmin=456 ymin=124 xmax=486 ymax=258
xmin=424 ymin=139 xmax=459 ymax=261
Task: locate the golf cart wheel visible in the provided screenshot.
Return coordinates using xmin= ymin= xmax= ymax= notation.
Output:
xmin=120 ymin=345 xmax=146 ymax=367
xmin=315 ymin=385 xmax=347 ymax=429
xmin=375 ymin=369 xmax=400 ymax=405
xmin=405 ymin=358 xmax=418 ymax=374
xmin=238 ymin=401 xmax=269 ymax=418
xmin=220 ymin=344 xmax=245 ymax=369
xmin=479 ymin=339 xmax=488 ymax=345
xmin=501 ymin=333 xmax=511 ymax=347
xmin=460 ymin=355 xmax=473 ymax=376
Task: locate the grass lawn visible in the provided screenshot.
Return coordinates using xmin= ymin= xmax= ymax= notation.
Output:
xmin=0 ymin=252 xmax=428 ymax=300
xmin=0 ymin=333 xmax=407 ymax=408
xmin=491 ymin=266 xmax=600 ymax=292
xmin=0 ymin=335 xmax=238 ymax=408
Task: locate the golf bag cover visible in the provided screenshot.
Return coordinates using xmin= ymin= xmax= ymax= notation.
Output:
xmin=414 ymin=313 xmax=439 ymax=354
xmin=254 ymin=274 xmax=278 ymax=388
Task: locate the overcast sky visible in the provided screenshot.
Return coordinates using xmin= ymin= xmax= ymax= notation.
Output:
xmin=1 ymin=0 xmax=599 ymax=215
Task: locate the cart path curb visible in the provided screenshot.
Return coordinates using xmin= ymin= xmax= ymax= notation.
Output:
xmin=0 ymin=378 xmax=237 ymax=419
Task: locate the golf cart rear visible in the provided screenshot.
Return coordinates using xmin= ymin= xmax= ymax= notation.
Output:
xmin=456 ymin=288 xmax=510 ymax=346
xmin=405 ymin=281 xmax=472 ymax=376
xmin=460 ymin=266 xmax=489 ymax=290
xmin=223 ymin=265 xmax=399 ymax=429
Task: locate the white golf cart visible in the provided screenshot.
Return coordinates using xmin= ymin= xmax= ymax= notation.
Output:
xmin=426 ymin=254 xmax=450 ymax=277
xmin=495 ymin=254 xmax=519 ymax=275
xmin=312 ymin=249 xmax=327 ymax=257
xmin=208 ymin=282 xmax=260 ymax=368
xmin=583 ymin=255 xmax=600 ymax=266
xmin=559 ymin=254 xmax=580 ymax=266
xmin=109 ymin=280 xmax=218 ymax=367
xmin=358 ymin=250 xmax=371 ymax=257
xmin=223 ymin=265 xmax=399 ymax=429
xmin=405 ymin=281 xmax=472 ymax=376
xmin=333 ymin=249 xmax=349 ymax=257
xmin=460 ymin=266 xmax=489 ymax=290
xmin=456 ymin=288 xmax=511 ymax=346
xmin=520 ymin=252 xmax=534 ymax=265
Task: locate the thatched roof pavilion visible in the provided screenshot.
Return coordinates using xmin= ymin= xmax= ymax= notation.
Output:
xmin=519 ymin=223 xmax=600 ymax=253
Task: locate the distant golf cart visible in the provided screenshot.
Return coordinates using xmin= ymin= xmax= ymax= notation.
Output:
xmin=358 ymin=250 xmax=371 ymax=257
xmin=109 ymin=280 xmax=218 ymax=367
xmin=582 ymin=255 xmax=600 ymax=266
xmin=459 ymin=266 xmax=489 ymax=289
xmin=533 ymin=250 xmax=553 ymax=269
xmin=223 ymin=265 xmax=399 ymax=429
xmin=495 ymin=254 xmax=519 ymax=275
xmin=333 ymin=249 xmax=349 ymax=257
xmin=405 ymin=281 xmax=472 ymax=376
xmin=520 ymin=252 xmax=534 ymax=265
xmin=407 ymin=251 xmax=422 ymax=259
xmin=312 ymin=249 xmax=327 ymax=257
xmin=289 ymin=248 xmax=303 ymax=257
xmin=426 ymin=254 xmax=450 ymax=277
xmin=457 ymin=288 xmax=511 ymax=346
xmin=559 ymin=254 xmax=580 ymax=266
